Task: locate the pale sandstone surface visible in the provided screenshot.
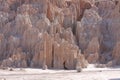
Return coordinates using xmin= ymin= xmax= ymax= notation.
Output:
xmin=0 ymin=65 xmax=120 ymax=80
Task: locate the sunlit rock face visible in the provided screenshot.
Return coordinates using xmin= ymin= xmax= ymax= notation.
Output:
xmin=0 ymin=0 xmax=119 ymax=69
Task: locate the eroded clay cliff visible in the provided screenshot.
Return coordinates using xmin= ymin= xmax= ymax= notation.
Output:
xmin=0 ymin=0 xmax=119 ymax=69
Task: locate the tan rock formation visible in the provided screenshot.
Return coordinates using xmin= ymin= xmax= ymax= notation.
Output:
xmin=0 ymin=0 xmax=119 ymax=69
xmin=84 ymin=37 xmax=99 ymax=63
xmin=112 ymin=42 xmax=120 ymax=65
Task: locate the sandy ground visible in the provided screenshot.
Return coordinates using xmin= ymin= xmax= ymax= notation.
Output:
xmin=0 ymin=65 xmax=120 ymax=80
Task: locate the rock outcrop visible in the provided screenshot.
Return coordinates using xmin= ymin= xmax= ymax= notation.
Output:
xmin=0 ymin=0 xmax=119 ymax=69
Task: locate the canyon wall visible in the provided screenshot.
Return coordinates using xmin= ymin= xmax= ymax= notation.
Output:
xmin=0 ymin=0 xmax=119 ymax=69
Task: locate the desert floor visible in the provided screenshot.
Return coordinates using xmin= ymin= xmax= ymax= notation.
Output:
xmin=0 ymin=64 xmax=120 ymax=80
